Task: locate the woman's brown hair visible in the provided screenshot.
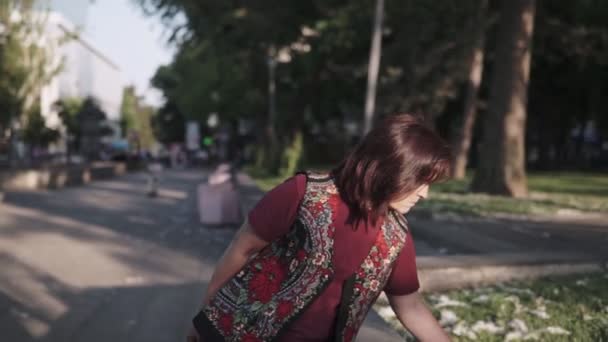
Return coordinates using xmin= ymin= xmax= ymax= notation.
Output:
xmin=332 ymin=114 xmax=452 ymax=224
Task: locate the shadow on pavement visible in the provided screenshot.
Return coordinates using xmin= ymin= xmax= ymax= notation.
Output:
xmin=0 ymin=250 xmax=209 ymax=342
xmin=0 ymin=170 xmax=228 ymax=341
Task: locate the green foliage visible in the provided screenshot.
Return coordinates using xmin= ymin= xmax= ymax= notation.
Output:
xmin=120 ymin=86 xmax=138 ymax=135
xmin=137 ymin=0 xmax=608 ymax=176
xmin=56 ymin=98 xmax=82 ymax=134
xmin=55 ymin=97 xmax=83 ymax=156
xmin=243 ymin=165 xmax=285 ymax=192
xmin=120 ymin=86 xmax=156 ymax=149
xmin=151 ymin=101 xmax=184 ymax=144
xmin=413 ymin=171 xmax=608 ymax=217
xmin=249 ymin=170 xmax=608 ymax=215
xmin=0 ymin=0 xmax=64 ymax=129
xmin=136 ymin=0 xmax=487 ymax=175
xmin=527 ymin=1 xmax=608 ymax=164
xmin=22 ymin=104 xmax=59 ymax=148
xmin=77 ymin=97 xmax=112 ymax=160
xmin=279 ymin=130 xmax=303 ymax=178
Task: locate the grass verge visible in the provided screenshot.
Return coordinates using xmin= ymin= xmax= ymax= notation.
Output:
xmin=247 ymin=169 xmax=608 ymax=217
xmin=375 ymin=272 xmax=608 ymax=341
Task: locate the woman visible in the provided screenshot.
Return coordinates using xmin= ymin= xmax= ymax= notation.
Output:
xmin=189 ymin=114 xmax=452 ymax=342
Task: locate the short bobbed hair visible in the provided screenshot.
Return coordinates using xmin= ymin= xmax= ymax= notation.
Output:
xmin=332 ymin=114 xmax=452 ymax=224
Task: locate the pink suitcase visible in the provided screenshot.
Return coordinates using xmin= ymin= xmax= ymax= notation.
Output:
xmin=197 ymin=181 xmax=242 ymax=226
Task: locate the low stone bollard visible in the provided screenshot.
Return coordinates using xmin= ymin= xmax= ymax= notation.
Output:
xmin=197 ymin=163 xmax=243 ymax=227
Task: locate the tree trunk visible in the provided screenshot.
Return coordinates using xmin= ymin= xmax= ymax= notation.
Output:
xmin=256 ymin=48 xmax=282 ymax=174
xmin=363 ymin=0 xmax=384 ymax=135
xmin=471 ymin=0 xmax=535 ymax=197
xmin=452 ymin=0 xmax=487 ymax=179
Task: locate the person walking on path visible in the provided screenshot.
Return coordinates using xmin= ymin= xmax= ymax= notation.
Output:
xmin=188 ymin=114 xmax=452 ymax=342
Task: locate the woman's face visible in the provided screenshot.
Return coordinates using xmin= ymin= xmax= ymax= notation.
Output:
xmin=389 ymin=184 xmax=429 ymax=214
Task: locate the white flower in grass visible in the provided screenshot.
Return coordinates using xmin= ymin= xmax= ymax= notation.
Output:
xmin=528 ymin=308 xmax=550 ymax=319
xmin=505 ymin=331 xmax=524 ymax=341
xmin=471 ymin=321 xmax=504 ymax=334
xmin=438 ymin=309 xmax=459 ymax=326
xmin=434 ymin=295 xmax=469 ymax=308
xmin=508 ymin=319 xmax=529 ymax=333
xmin=428 ymin=294 xmax=440 ymax=302
xmin=576 ymin=278 xmax=589 ymax=286
xmin=504 ymin=295 xmax=520 ymax=303
xmin=472 ymin=294 xmax=490 ymax=303
xmin=522 ymin=331 xmax=541 ymax=340
xmin=501 ymin=286 xmax=535 ymax=296
xmin=504 ymin=295 xmax=525 ymax=314
xmin=583 ymin=314 xmax=593 ymax=321
xmin=452 ymin=321 xmax=477 ymax=340
xmin=544 ymin=326 xmax=571 ymax=335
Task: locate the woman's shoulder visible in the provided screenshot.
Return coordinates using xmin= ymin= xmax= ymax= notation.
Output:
xmin=267 ymin=174 xmax=307 ymax=201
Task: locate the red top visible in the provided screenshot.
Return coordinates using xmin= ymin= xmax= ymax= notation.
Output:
xmin=249 ymin=174 xmax=419 ymax=341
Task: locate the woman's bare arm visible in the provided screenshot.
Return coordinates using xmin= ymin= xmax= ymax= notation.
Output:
xmin=387 ymin=291 xmax=451 ymax=342
xmin=201 ymin=219 xmax=269 ymax=306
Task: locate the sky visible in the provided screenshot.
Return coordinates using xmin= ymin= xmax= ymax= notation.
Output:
xmin=82 ymin=0 xmax=176 ymax=107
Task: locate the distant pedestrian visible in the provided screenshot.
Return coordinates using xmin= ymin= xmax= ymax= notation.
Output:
xmin=146 ymin=157 xmax=163 ymax=197
xmin=188 ymin=114 xmax=453 ymax=342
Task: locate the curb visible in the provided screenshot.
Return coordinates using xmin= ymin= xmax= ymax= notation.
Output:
xmin=409 ymin=207 xmax=608 ymax=226
xmin=417 ymin=253 xmax=606 ymax=292
xmin=0 ymin=161 xmax=142 ymax=191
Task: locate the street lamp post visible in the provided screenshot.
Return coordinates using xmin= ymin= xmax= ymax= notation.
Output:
xmin=363 ymin=0 xmax=385 ymax=135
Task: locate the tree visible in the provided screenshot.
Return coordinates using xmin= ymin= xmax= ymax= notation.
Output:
xmin=22 ymin=104 xmax=60 ymax=154
xmin=120 ymin=86 xmax=156 ymax=152
xmin=452 ymin=0 xmax=489 ymax=179
xmin=0 ymin=0 xmax=65 ymax=164
xmin=152 ymin=101 xmax=184 ymax=145
xmin=526 ymin=0 xmax=608 ymax=170
xmin=120 ymin=86 xmax=138 ymax=137
xmin=55 ymin=97 xmax=83 ymax=163
xmin=379 ymin=1 xmax=483 ymax=120
xmin=78 ymin=97 xmax=113 ymax=161
xmin=137 ymin=0 xmax=503 ymax=173
xmin=471 ymin=0 xmax=536 ymax=196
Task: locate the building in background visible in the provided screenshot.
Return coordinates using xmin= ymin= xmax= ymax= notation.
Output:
xmin=39 ymin=1 xmax=124 ymax=152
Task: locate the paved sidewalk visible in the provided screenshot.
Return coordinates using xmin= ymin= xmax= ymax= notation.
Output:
xmin=0 ymin=169 xmax=404 ymax=342
xmin=0 ymin=170 xmax=231 ymax=342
